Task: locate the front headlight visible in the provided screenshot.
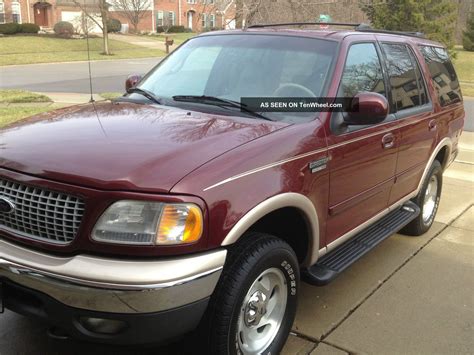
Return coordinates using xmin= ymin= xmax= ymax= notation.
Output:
xmin=92 ymin=200 xmax=203 ymax=245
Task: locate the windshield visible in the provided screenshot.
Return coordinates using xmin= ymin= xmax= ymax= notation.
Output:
xmin=136 ymin=34 xmax=337 ymax=123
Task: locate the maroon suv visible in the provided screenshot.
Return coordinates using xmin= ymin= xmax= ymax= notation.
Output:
xmin=0 ymin=23 xmax=465 ymax=354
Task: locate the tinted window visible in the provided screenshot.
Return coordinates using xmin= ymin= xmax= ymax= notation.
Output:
xmin=419 ymin=46 xmax=462 ymax=106
xmin=382 ymin=43 xmax=427 ymax=111
xmin=338 ymin=43 xmax=386 ymax=97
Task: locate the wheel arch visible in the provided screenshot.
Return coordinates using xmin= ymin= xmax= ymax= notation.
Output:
xmin=221 ymin=193 xmax=320 ymax=267
xmin=416 ymin=138 xmax=452 ymax=194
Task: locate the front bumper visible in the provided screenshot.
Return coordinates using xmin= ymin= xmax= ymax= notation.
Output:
xmin=0 ymin=238 xmax=226 ymax=344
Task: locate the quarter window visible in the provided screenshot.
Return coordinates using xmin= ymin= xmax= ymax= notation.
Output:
xmin=419 ymin=46 xmax=462 ymax=106
xmin=381 ymin=43 xmax=427 ymax=111
xmin=338 ymin=43 xmax=386 ymax=98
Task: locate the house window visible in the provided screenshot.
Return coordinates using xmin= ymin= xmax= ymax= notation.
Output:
xmin=0 ymin=2 xmax=5 ymax=24
xmin=157 ymin=10 xmax=163 ymax=26
xmin=12 ymin=2 xmax=21 ymax=23
xmin=201 ymin=13 xmax=207 ymax=28
xmin=187 ymin=0 xmax=196 ymax=4
xmin=209 ymin=14 xmax=215 ymax=28
xmin=168 ymin=11 xmax=175 ymax=26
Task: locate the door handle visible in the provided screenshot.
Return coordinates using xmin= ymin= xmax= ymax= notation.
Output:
xmin=428 ymin=119 xmax=437 ymax=131
xmin=382 ymin=133 xmax=395 ymax=149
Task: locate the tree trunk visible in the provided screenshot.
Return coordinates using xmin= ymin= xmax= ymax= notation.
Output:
xmin=100 ymin=0 xmax=110 ymax=55
xmin=235 ymin=0 xmax=243 ymax=29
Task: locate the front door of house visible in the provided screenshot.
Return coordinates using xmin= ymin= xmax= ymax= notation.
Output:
xmin=34 ymin=3 xmax=49 ymax=27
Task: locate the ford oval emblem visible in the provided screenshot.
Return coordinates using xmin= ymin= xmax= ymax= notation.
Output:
xmin=0 ymin=197 xmax=15 ymax=214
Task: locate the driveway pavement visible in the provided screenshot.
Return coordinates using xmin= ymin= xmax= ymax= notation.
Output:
xmin=0 ymin=133 xmax=472 ymax=354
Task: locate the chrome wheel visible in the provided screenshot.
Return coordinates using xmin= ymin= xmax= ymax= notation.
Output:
xmin=422 ymin=175 xmax=438 ymax=223
xmin=237 ymin=268 xmax=288 ymax=354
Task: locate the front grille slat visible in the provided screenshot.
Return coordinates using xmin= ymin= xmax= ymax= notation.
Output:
xmin=0 ymin=178 xmax=84 ymax=244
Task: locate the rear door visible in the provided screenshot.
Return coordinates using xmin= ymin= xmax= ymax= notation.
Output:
xmin=377 ymin=41 xmax=436 ymax=204
xmin=325 ymin=40 xmax=399 ymax=245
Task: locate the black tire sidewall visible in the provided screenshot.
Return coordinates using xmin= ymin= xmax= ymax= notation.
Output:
xmin=229 ymin=245 xmax=299 ymax=355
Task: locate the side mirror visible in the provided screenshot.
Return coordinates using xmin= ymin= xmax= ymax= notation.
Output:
xmin=125 ymin=74 xmax=143 ymax=92
xmin=344 ymin=92 xmax=389 ymax=125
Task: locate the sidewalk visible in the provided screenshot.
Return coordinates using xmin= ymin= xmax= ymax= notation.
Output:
xmin=283 ymin=131 xmax=474 ymax=354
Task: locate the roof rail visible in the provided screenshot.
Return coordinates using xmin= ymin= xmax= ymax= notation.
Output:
xmin=246 ymin=22 xmax=425 ymax=38
xmin=247 ymin=22 xmax=362 ymax=29
xmin=355 ymin=27 xmax=426 ymax=38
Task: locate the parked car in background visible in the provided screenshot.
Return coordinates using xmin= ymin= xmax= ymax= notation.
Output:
xmin=0 ymin=23 xmax=464 ymax=354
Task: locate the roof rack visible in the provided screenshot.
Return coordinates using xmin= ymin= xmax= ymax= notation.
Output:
xmin=246 ymin=22 xmax=426 ymax=38
xmin=247 ymin=22 xmax=362 ymax=29
xmin=355 ymin=28 xmax=425 ymax=38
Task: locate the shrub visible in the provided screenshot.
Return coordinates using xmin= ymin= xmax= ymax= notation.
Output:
xmin=53 ymin=21 xmax=74 ymax=38
xmin=107 ymin=18 xmax=121 ymax=33
xmin=168 ymin=25 xmax=186 ymax=33
xmin=20 ymin=23 xmax=40 ymax=33
xmin=463 ymin=12 xmax=474 ymax=51
xmin=156 ymin=26 xmax=165 ymax=33
xmin=0 ymin=23 xmax=20 ymax=35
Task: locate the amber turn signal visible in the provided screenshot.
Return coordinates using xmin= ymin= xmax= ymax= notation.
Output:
xmin=156 ymin=204 xmax=203 ymax=245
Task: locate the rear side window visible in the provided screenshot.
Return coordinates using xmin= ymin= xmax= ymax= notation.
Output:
xmin=381 ymin=43 xmax=428 ymax=111
xmin=338 ymin=43 xmax=386 ymax=98
xmin=419 ymin=46 xmax=462 ymax=106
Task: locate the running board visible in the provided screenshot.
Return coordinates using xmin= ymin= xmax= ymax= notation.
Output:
xmin=303 ymin=201 xmax=420 ymax=286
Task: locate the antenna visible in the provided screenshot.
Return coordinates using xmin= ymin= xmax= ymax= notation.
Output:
xmin=84 ymin=0 xmax=94 ymax=103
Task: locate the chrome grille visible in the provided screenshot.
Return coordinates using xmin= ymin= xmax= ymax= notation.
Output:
xmin=0 ymin=178 xmax=85 ymax=244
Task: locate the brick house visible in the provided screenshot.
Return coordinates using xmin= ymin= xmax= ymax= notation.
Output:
xmin=0 ymin=0 xmax=235 ymax=32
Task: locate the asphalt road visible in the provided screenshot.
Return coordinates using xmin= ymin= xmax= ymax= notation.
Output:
xmin=0 ymin=58 xmax=161 ymax=94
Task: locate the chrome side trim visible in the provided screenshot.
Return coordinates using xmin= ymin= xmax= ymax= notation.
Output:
xmin=324 ymin=191 xmax=418 ymax=254
xmin=203 ymin=148 xmax=327 ymax=192
xmin=221 ymin=193 xmax=320 ymax=267
xmin=0 ymin=238 xmax=226 ymax=290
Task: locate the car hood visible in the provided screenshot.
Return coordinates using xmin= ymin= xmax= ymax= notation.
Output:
xmin=0 ymin=101 xmax=288 ymax=193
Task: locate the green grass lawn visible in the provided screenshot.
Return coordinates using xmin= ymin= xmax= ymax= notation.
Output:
xmin=0 ymin=90 xmax=59 ymax=127
xmin=0 ymin=90 xmax=51 ymax=103
xmin=0 ymin=106 xmax=60 ymax=127
xmin=149 ymin=32 xmax=196 ymax=45
xmin=453 ymin=48 xmax=474 ymax=97
xmin=100 ymin=92 xmax=123 ymax=100
xmin=0 ymin=35 xmax=166 ymax=66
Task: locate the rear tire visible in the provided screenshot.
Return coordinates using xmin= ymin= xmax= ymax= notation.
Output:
xmin=205 ymin=232 xmax=299 ymax=355
xmin=401 ymin=160 xmax=442 ymax=236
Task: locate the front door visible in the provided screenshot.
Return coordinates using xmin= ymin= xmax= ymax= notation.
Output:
xmin=187 ymin=12 xmax=193 ymax=30
xmin=326 ymin=41 xmax=399 ymax=245
xmin=34 ymin=3 xmax=49 ymax=27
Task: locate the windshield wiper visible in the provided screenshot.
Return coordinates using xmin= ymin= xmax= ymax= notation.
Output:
xmin=127 ymin=87 xmax=162 ymax=105
xmin=172 ymin=95 xmax=274 ymax=121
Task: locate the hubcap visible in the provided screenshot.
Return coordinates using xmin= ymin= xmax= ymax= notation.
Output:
xmin=422 ymin=175 xmax=438 ymax=223
xmin=237 ymin=268 xmax=288 ymax=354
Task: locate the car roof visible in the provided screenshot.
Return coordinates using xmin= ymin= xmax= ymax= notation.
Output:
xmin=198 ymin=27 xmax=444 ymax=48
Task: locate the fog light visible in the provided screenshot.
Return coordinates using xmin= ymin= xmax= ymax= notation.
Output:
xmin=79 ymin=317 xmax=127 ymax=335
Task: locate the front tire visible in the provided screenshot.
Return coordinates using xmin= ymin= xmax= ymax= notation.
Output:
xmin=401 ymin=160 xmax=443 ymax=236
xmin=206 ymin=233 xmax=299 ymax=355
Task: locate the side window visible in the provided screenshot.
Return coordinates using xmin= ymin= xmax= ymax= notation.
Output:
xmin=419 ymin=46 xmax=462 ymax=107
xmin=338 ymin=43 xmax=386 ymax=98
xmin=382 ymin=43 xmax=427 ymax=111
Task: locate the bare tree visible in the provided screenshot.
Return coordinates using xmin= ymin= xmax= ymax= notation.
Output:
xmin=109 ymin=0 xmax=151 ymax=33
xmin=73 ymin=0 xmax=111 ymax=55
